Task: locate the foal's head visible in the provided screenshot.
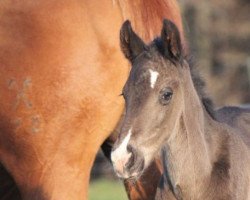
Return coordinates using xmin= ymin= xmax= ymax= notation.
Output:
xmin=111 ymin=19 xmax=187 ymax=179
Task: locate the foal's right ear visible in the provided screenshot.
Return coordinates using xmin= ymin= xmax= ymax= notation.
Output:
xmin=161 ymin=19 xmax=183 ymax=62
xmin=120 ymin=20 xmax=146 ymax=62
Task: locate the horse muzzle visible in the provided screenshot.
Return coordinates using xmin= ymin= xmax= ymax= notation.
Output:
xmin=111 ymin=144 xmax=145 ymax=179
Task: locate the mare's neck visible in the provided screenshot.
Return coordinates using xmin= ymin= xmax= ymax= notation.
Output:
xmin=162 ymin=66 xmax=225 ymax=199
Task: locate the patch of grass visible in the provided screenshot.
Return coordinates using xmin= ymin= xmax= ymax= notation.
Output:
xmin=89 ymin=179 xmax=128 ymax=200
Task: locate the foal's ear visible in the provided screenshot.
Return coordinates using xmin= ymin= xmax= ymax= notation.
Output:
xmin=120 ymin=20 xmax=146 ymax=62
xmin=161 ymin=19 xmax=183 ymax=62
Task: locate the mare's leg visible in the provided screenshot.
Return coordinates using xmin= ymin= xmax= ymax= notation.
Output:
xmin=124 ymin=160 xmax=162 ymax=200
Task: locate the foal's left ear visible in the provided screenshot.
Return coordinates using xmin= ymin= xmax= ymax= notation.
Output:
xmin=120 ymin=20 xmax=146 ymax=62
xmin=161 ymin=19 xmax=183 ymax=62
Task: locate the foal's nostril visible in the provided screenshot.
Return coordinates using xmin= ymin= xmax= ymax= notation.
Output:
xmin=125 ymin=144 xmax=145 ymax=175
xmin=125 ymin=144 xmax=135 ymax=169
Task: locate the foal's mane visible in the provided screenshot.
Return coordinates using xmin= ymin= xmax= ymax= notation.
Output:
xmin=153 ymin=38 xmax=215 ymax=118
xmin=187 ymin=57 xmax=215 ymax=118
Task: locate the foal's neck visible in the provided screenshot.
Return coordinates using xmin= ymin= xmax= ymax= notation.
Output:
xmin=162 ymin=66 xmax=227 ymax=198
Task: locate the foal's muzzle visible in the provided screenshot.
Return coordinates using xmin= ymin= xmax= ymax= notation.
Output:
xmin=111 ymin=144 xmax=145 ymax=179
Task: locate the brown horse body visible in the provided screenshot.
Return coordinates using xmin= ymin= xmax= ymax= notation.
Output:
xmin=111 ymin=19 xmax=250 ymax=199
xmin=0 ymin=0 xmax=184 ymax=199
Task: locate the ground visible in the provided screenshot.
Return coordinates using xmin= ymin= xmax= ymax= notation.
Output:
xmin=89 ymin=179 xmax=127 ymax=200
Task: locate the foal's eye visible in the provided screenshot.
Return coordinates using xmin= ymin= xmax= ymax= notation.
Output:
xmin=159 ymin=88 xmax=173 ymax=105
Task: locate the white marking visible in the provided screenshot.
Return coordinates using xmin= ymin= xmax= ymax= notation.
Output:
xmin=111 ymin=129 xmax=132 ymax=163
xmin=149 ymin=69 xmax=159 ymax=88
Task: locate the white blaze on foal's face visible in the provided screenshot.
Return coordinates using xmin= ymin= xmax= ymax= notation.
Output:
xmin=149 ymin=69 xmax=159 ymax=88
xmin=111 ymin=129 xmax=132 ymax=170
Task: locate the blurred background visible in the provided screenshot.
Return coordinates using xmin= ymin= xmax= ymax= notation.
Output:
xmin=181 ymin=0 xmax=250 ymax=106
xmin=89 ymin=0 xmax=250 ymax=199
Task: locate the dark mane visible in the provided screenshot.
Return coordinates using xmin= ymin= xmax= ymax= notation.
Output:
xmin=188 ymin=57 xmax=215 ymax=118
xmin=153 ymin=38 xmax=215 ymax=119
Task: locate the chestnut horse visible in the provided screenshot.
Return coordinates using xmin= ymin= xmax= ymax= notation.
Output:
xmin=0 ymin=0 xmax=185 ymax=199
xmin=111 ymin=19 xmax=250 ymax=199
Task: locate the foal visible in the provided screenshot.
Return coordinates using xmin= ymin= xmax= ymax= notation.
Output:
xmin=111 ymin=19 xmax=250 ymax=199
